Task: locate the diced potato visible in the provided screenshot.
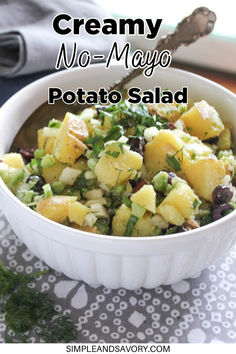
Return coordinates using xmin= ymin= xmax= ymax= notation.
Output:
xmin=217 ymin=128 xmax=231 ymax=151
xmin=103 ymin=114 xmax=112 ymax=130
xmin=181 ymin=100 xmax=224 ymax=140
xmin=175 ymin=130 xmax=212 ymax=158
xmin=158 ymin=204 xmax=184 ymax=226
xmin=133 ymin=217 xmax=157 ymax=237
xmin=42 ymin=159 xmax=65 ymax=184
xmin=218 ymin=150 xmax=236 ymax=176
xmin=36 ymin=196 xmax=76 ymax=223
xmin=144 ymin=130 xmax=184 ymax=179
xmin=148 ymin=102 xmax=188 ymax=122
xmin=112 ymin=204 xmax=131 ymax=236
xmin=68 ymin=201 xmax=91 ymax=226
xmin=53 ymin=112 xmax=89 ymax=164
xmin=70 ymin=222 xmax=98 ymax=234
xmin=72 ymin=157 xmax=88 ymax=170
xmin=131 ymin=185 xmax=156 ymax=213
xmin=2 ymin=153 xmax=25 ymax=169
xmin=125 ymin=127 xmax=135 ymax=136
xmin=77 ymin=108 xmax=96 ymax=122
xmin=157 ymin=182 xmax=200 ymax=226
xmin=112 ymin=204 xmax=155 ymax=236
xmin=144 ymin=129 xmax=213 ymax=179
xmin=184 ymin=157 xmax=226 ymax=201
xmin=94 ymin=142 xmax=143 ymax=187
xmin=86 ymin=118 xmax=102 ymax=137
xmin=38 ymin=129 xmax=56 ymax=154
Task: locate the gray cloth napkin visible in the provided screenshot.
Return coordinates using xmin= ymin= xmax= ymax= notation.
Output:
xmin=0 ymin=0 xmax=123 ymax=77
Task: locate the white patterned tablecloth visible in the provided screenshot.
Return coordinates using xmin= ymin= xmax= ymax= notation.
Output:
xmin=0 ymin=207 xmax=236 ymax=343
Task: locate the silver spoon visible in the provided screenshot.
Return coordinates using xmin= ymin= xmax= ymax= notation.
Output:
xmin=109 ymin=7 xmax=216 ymax=91
xmin=10 ymin=7 xmax=216 ymax=151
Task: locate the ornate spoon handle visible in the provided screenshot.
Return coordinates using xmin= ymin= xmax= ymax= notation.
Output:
xmin=109 ymin=7 xmax=216 ymax=91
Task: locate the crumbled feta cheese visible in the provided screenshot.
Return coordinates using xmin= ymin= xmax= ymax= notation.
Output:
xmin=90 ymin=203 xmax=109 ymax=218
xmin=85 ymin=198 xmax=107 ymax=207
xmin=144 ymin=127 xmax=159 ymax=142
xmin=84 ymin=188 xmax=104 ymax=200
xmin=222 ymin=174 xmax=231 ymax=186
xmin=84 ymin=213 xmax=97 ymax=227
xmin=174 ymin=119 xmax=185 ymax=131
xmin=42 ymin=127 xmax=59 ymax=138
xmin=118 ymin=136 xmax=128 ymax=143
xmin=59 ymin=167 xmax=82 ymax=185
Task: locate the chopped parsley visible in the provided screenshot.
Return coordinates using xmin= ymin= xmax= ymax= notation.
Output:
xmin=165 ymin=226 xmax=179 ymax=235
xmin=105 ymin=150 xmax=120 ymax=158
xmin=95 ymin=218 xmax=110 ymax=235
xmin=192 ymin=198 xmax=200 ymax=209
xmin=166 ymin=155 xmax=182 ymax=172
xmin=166 ymin=147 xmax=184 ymax=172
xmin=84 ymin=136 xmax=104 ymax=158
xmin=104 ymin=125 xmax=124 ymax=142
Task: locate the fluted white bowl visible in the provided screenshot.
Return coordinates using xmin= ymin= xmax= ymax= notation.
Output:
xmin=1 ymin=64 xmax=236 ymax=289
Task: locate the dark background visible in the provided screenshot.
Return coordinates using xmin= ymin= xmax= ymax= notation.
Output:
xmin=0 ymin=71 xmax=52 ymax=106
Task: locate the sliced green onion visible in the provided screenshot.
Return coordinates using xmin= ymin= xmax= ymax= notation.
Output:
xmin=30 ymin=158 xmax=41 ymax=174
xmin=131 ymin=203 xmax=146 ymax=219
xmin=41 ymin=154 xmax=56 ymax=169
xmin=112 ymin=184 xmax=126 ymax=196
xmin=43 ymin=184 xmax=52 ymax=198
xmin=0 ymin=169 xmax=25 ymax=189
xmin=48 ymin=118 xmax=62 ymax=128
xmin=124 ymin=215 xmax=138 ymax=236
xmin=152 ymin=171 xmax=168 ymax=192
xmin=21 ymin=190 xmax=35 ymax=204
xmin=34 ymin=149 xmax=44 ymax=159
xmin=52 ymin=181 xmax=65 ymax=194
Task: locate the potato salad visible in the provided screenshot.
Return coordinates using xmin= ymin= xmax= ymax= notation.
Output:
xmin=1 ymin=99 xmax=236 ymax=236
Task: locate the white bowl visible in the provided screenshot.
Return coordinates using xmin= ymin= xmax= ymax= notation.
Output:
xmin=1 ymin=64 xmax=236 ymax=290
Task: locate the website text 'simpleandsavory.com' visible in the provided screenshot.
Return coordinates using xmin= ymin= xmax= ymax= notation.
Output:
xmin=66 ymin=345 xmax=171 ymax=353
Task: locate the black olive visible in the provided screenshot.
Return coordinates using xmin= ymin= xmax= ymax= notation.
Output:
xmin=203 ymin=137 xmax=218 ymax=144
xmin=127 ymin=137 xmax=145 ymax=156
xmin=132 ymin=179 xmax=147 ymax=193
xmin=213 ymin=203 xmax=234 ymax=221
xmin=167 ymin=172 xmax=177 ymax=184
xmin=26 ymin=175 xmax=45 ymax=193
xmin=167 ymin=122 xmax=175 ymax=130
xmin=18 ymin=148 xmax=35 ymax=163
xmin=212 ymin=185 xmax=233 ymax=204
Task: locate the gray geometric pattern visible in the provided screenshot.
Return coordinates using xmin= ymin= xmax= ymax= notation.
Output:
xmin=0 ymin=207 xmax=236 ymax=343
